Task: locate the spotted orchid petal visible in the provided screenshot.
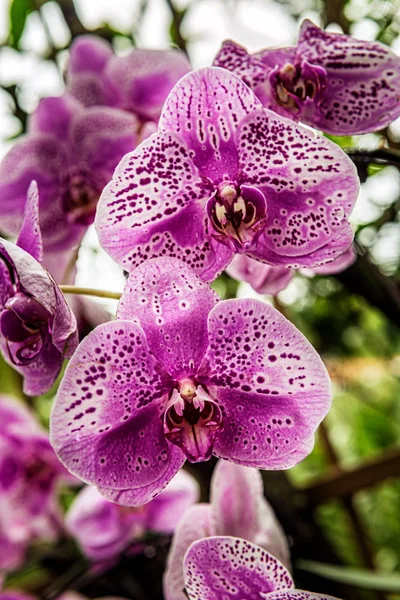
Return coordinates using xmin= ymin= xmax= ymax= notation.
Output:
xmin=160 ymin=67 xmax=261 ymax=184
xmin=199 ymin=298 xmax=331 ymax=468
xmin=117 ymin=257 xmax=219 ymax=379
xmin=95 ymin=131 xmax=232 ymax=281
xmin=164 ymin=504 xmax=213 ymax=600
xmin=236 ymin=109 xmax=358 ymax=265
xmin=184 ymin=537 xmax=293 ymax=599
xmin=50 ymin=319 xmax=185 ymax=506
xmin=294 ymin=19 xmax=400 ymax=134
xmin=104 ymin=49 xmax=191 ymax=122
xmin=226 ymin=255 xmax=293 ymax=295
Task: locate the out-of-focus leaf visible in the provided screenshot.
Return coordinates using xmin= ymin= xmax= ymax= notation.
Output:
xmin=9 ymin=0 xmax=35 ymax=49
xmin=298 ymin=560 xmax=400 ymax=592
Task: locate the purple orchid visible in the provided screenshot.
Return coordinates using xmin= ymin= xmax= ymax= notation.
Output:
xmin=67 ymin=35 xmax=191 ymax=123
xmin=50 ymin=256 xmax=331 ymax=506
xmin=183 ymin=536 xmax=341 ymax=600
xmin=0 ymin=182 xmax=78 ymax=395
xmin=164 ymin=460 xmax=289 ymax=600
xmin=0 ymin=94 xmax=136 ymax=257
xmin=213 ymin=20 xmax=400 ymax=135
xmin=227 ymin=246 xmax=356 ymax=295
xmin=0 ymin=396 xmax=72 ymax=571
xmin=96 ymin=67 xmax=358 ymax=282
xmin=66 ymin=470 xmax=199 ymax=561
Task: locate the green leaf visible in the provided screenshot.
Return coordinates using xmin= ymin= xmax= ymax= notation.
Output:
xmin=9 ymin=0 xmax=34 ymax=49
xmin=297 ymin=560 xmax=400 ymax=592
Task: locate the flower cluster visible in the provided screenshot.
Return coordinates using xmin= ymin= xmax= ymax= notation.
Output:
xmin=1 ymin=14 xmax=399 ymax=599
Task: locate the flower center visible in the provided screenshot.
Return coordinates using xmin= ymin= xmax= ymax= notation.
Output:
xmin=164 ymin=379 xmax=223 ymax=463
xmin=64 ymin=171 xmax=99 ymax=226
xmin=272 ymin=60 xmax=327 ymax=113
xmin=207 ymin=184 xmax=267 ymax=252
xmin=0 ymin=293 xmax=49 ymax=366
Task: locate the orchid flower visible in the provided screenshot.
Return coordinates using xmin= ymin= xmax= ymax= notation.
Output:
xmin=213 ymin=20 xmax=400 ymax=135
xmin=67 ymin=35 xmax=191 ymax=123
xmin=0 ymin=95 xmax=136 ymax=256
xmin=50 ymin=257 xmax=331 ymax=506
xmin=96 ymin=67 xmax=358 ymax=282
xmin=0 ymin=182 xmax=78 ymax=395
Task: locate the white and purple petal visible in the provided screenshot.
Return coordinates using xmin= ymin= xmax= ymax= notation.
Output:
xmin=159 ymin=67 xmax=261 ymax=183
xmin=184 ymin=537 xmax=293 ymax=599
xmin=118 ymin=257 xmax=219 ymax=379
xmin=50 ymin=319 xmax=185 ymax=506
xmin=199 ymin=299 xmax=331 ymax=469
xmin=95 ymin=131 xmax=232 ymax=281
xmin=15 ymin=181 xmax=43 ymax=264
xmin=236 ymin=109 xmax=358 ymax=266
xmin=296 ymin=20 xmax=400 ymax=134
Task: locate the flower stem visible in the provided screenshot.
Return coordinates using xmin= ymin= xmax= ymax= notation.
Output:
xmin=59 ymin=285 xmax=121 ymax=300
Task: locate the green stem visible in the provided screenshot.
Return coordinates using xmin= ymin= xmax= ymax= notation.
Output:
xmin=59 ymin=285 xmax=121 ymax=300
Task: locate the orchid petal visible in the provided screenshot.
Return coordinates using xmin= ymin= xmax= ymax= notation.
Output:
xmin=159 ymin=67 xmax=262 ymax=184
xmin=236 ymin=109 xmax=358 ymax=264
xmin=0 ymin=135 xmax=65 ymax=239
xmin=199 ymin=299 xmax=330 ymax=468
xmin=210 ymin=460 xmax=262 ymax=541
xmin=145 ymin=469 xmax=200 ymax=533
xmin=296 ymin=20 xmax=400 ymax=134
xmin=50 ymin=320 xmax=185 ymax=505
xmin=118 ymin=257 xmax=219 ymax=379
xmin=184 ymin=537 xmax=293 ymax=599
xmin=29 ymin=95 xmax=81 ymax=142
xmin=226 ymin=255 xmax=293 ymax=295
xmin=95 ymin=131 xmax=232 ymax=281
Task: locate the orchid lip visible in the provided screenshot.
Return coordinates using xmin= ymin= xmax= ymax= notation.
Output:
xmin=164 ymin=381 xmax=223 ymax=463
xmin=207 ymin=184 xmax=267 ymax=253
xmin=271 ymin=59 xmax=327 ymax=112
